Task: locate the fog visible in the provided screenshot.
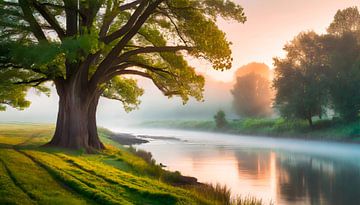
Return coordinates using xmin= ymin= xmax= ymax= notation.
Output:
xmin=0 ymin=75 xmax=236 ymax=128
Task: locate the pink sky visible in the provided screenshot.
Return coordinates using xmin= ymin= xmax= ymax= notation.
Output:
xmin=196 ymin=0 xmax=360 ymax=82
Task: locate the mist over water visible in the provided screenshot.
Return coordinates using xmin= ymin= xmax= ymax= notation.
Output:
xmin=111 ymin=127 xmax=360 ymax=205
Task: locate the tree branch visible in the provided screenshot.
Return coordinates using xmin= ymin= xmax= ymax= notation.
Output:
xmin=114 ymin=45 xmax=193 ymax=64
xmin=119 ymin=0 xmax=143 ymax=11
xmin=14 ymin=77 xmax=49 ymax=86
xmin=92 ymin=0 xmax=165 ymax=87
xmin=0 ymin=1 xmax=19 ymax=7
xmin=114 ymin=69 xmax=180 ymax=96
xmin=101 ymin=0 xmax=149 ymax=44
xmin=156 ymin=9 xmax=188 ymax=45
xmin=19 ymin=0 xmax=47 ymax=41
xmin=31 ymin=0 xmax=65 ymax=40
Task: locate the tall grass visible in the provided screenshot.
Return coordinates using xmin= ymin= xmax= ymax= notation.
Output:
xmin=190 ymin=183 xmax=269 ymax=205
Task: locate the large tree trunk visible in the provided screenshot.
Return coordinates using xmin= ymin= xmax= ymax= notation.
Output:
xmin=46 ymin=78 xmax=104 ymax=152
xmin=87 ymin=93 xmax=105 ymax=150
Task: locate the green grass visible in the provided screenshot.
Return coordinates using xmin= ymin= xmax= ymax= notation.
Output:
xmin=141 ymin=118 xmax=360 ymax=141
xmin=0 ymin=159 xmax=34 ymax=205
xmin=0 ymin=123 xmax=266 ymax=205
xmin=0 ymin=149 xmax=88 ymax=205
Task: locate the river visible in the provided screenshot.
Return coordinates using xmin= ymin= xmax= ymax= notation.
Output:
xmin=110 ymin=127 xmax=360 ymax=205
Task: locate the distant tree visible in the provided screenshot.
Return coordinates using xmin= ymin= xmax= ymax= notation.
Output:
xmin=324 ymin=28 xmax=360 ymax=121
xmin=273 ymin=32 xmax=328 ymax=127
xmin=234 ymin=62 xmax=271 ymax=79
xmin=328 ymin=7 xmax=360 ymax=36
xmin=0 ymin=0 xmax=246 ymax=151
xmin=232 ymin=72 xmax=272 ymax=117
xmin=214 ymin=110 xmax=227 ymax=129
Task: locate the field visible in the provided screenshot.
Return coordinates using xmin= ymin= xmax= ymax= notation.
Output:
xmin=0 ymin=123 xmax=265 ymax=205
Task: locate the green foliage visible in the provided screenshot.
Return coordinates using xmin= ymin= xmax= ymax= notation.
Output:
xmin=0 ymin=42 xmax=50 ymax=110
xmin=160 ymin=0 xmax=245 ymax=71
xmin=274 ymin=7 xmax=360 ymax=123
xmin=273 ymin=32 xmax=329 ymax=126
xmin=102 ymin=77 xmax=144 ymax=112
xmin=10 ymin=32 xmax=102 ymax=67
xmin=323 ymin=33 xmax=360 ymax=121
xmin=137 ymin=25 xmax=206 ymax=103
xmin=0 ymin=0 xmax=245 ymax=111
xmin=214 ymin=110 xmax=228 ymax=129
xmin=232 ymin=73 xmax=272 ymax=117
xmin=328 ymin=7 xmax=360 ymax=35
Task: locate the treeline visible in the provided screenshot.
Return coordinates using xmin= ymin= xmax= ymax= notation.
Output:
xmin=231 ymin=7 xmax=360 ymax=127
xmin=274 ymin=7 xmax=360 ymax=126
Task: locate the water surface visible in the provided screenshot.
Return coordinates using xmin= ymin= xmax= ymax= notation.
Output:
xmin=111 ymin=128 xmax=360 ymax=205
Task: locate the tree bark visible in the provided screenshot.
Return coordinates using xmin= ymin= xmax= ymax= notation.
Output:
xmin=87 ymin=93 xmax=105 ymax=150
xmin=45 ymin=78 xmax=104 ymax=152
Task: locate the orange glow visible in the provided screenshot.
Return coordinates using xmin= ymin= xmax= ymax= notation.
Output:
xmin=161 ymin=149 xmax=279 ymax=203
xmin=194 ymin=0 xmax=360 ymax=82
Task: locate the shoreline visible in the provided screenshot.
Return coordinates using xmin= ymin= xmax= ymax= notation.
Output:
xmin=110 ymin=133 xmax=149 ymax=145
xmin=138 ymin=121 xmax=360 ymax=145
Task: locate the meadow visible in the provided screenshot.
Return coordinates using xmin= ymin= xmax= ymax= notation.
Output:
xmin=0 ymin=123 xmax=265 ymax=205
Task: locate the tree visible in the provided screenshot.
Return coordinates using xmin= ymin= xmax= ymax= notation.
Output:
xmin=327 ymin=7 xmax=360 ymax=36
xmin=232 ymin=72 xmax=272 ymax=117
xmin=234 ymin=62 xmax=271 ymax=79
xmin=214 ymin=110 xmax=227 ymax=129
xmin=323 ymin=33 xmax=360 ymax=121
xmin=0 ymin=0 xmax=246 ymax=151
xmin=273 ymin=32 xmax=328 ymax=127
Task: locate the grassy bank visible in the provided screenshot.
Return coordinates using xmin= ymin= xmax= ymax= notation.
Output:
xmin=142 ymin=118 xmax=360 ymax=141
xmin=0 ymin=123 xmax=265 ymax=205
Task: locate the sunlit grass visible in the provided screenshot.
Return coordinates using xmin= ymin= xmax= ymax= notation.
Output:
xmin=0 ymin=149 xmax=88 ymax=204
xmin=189 ymin=183 xmax=270 ymax=205
xmin=0 ymin=160 xmax=34 ymax=205
xmin=0 ymin=123 xmax=268 ymax=205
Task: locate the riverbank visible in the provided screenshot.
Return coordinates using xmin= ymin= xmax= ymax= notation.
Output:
xmin=141 ymin=118 xmax=360 ymax=142
xmin=0 ymin=123 xmax=265 ymax=205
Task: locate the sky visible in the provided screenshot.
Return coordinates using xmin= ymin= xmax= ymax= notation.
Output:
xmin=1 ymin=0 xmax=360 ymax=126
xmin=199 ymin=0 xmax=360 ymax=82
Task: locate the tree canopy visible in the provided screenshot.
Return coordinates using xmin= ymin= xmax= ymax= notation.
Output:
xmin=274 ymin=32 xmax=328 ymax=126
xmin=0 ymin=0 xmax=246 ymax=109
xmin=0 ymin=0 xmax=246 ymax=150
xmin=274 ymin=7 xmax=360 ymax=125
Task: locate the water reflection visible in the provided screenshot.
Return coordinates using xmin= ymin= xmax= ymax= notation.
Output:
xmin=128 ymin=129 xmax=360 ymax=205
xmin=277 ymin=153 xmax=360 ymax=205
